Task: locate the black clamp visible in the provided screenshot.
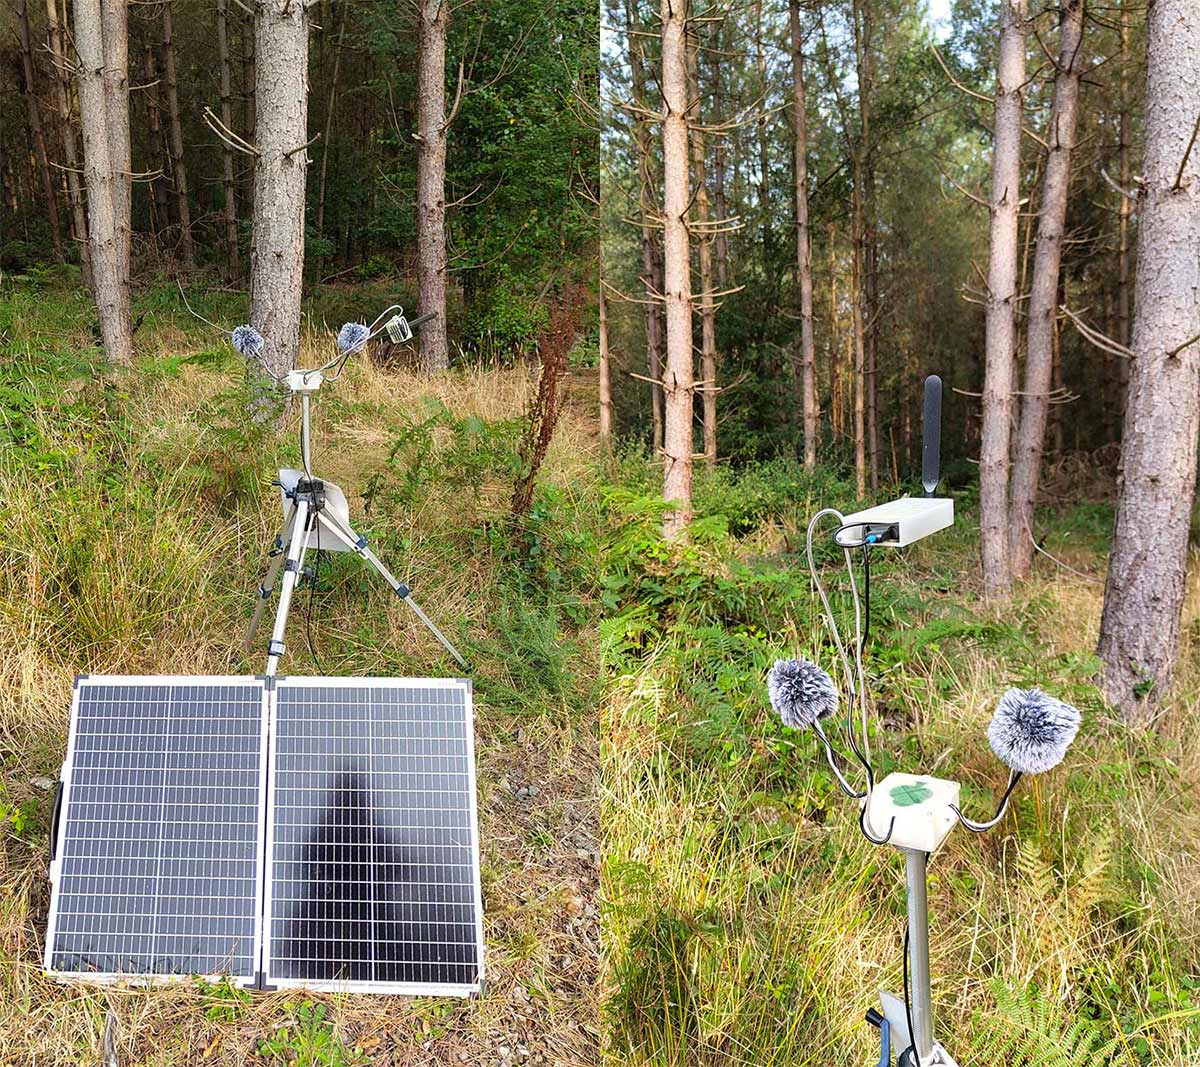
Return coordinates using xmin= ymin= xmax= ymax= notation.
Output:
xmin=865 ymin=1009 xmax=892 ymax=1067
xmin=257 ymin=584 xmax=271 ymax=600
xmin=268 ymin=639 xmax=285 ymax=658
xmin=393 ymin=582 xmax=411 ymax=599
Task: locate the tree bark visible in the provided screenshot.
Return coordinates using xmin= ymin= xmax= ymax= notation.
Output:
xmin=687 ymin=34 xmax=718 ymax=469
xmin=45 ymin=0 xmax=90 ymax=283
xmin=249 ymin=0 xmax=309 ymax=379
xmin=980 ymin=0 xmax=1026 ymax=598
xmin=242 ymin=11 xmax=256 ymax=218
xmin=1008 ymin=0 xmax=1085 ymax=580
xmin=415 ymin=0 xmax=451 ymax=372
xmin=661 ymin=0 xmax=693 ymax=539
xmin=142 ymin=43 xmax=172 ymax=240
xmin=625 ymin=0 xmax=665 ymax=452
xmin=789 ymin=0 xmax=817 ymax=469
xmin=73 ymin=0 xmax=132 ymax=363
xmin=1116 ymin=0 xmax=1133 ymax=417
xmin=101 ymin=0 xmax=130 ymax=290
xmin=160 ymin=1 xmax=194 ymax=269
xmin=599 ymin=278 xmax=612 ymax=446
xmin=1097 ymin=0 xmax=1200 ymax=725
xmin=216 ymin=0 xmax=240 ymax=278
xmin=17 ymin=0 xmax=64 ymax=262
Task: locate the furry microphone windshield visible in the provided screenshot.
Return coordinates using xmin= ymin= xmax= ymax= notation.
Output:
xmin=767 ymin=658 xmax=839 ymax=730
xmin=987 ymin=687 xmax=1081 ymax=775
xmin=231 ymin=324 xmax=264 ymax=360
xmin=337 ymin=321 xmax=370 ymax=354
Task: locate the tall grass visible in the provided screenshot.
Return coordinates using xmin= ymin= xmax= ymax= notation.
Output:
xmin=601 ymin=478 xmax=1200 ymax=1066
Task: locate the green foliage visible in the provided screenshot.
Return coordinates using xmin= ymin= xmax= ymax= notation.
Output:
xmin=256 ymin=1001 xmax=365 ymax=1067
xmin=196 ymin=977 xmax=251 ymax=1022
xmin=461 ymin=281 xmax=550 ymax=363
xmin=967 ymin=982 xmax=1122 ymax=1066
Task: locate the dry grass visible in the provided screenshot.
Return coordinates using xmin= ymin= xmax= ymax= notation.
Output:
xmin=601 ymin=528 xmax=1200 ymax=1065
xmin=0 ymin=314 xmax=601 ymax=1066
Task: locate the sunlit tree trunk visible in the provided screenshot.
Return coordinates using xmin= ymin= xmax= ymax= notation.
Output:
xmin=17 ymin=0 xmax=64 ymax=262
xmin=74 ymin=0 xmax=132 ymax=363
xmin=688 ymin=34 xmax=718 ymax=468
xmin=1098 ymin=0 xmax=1200 ymax=725
xmin=1010 ymin=0 xmax=1085 ymax=579
xmin=661 ymin=0 xmax=693 ymax=539
xmin=161 ymin=1 xmax=194 ymax=269
xmin=249 ymin=0 xmax=309 ymax=379
xmin=101 ymin=0 xmax=130 ymax=289
xmin=980 ymin=0 xmax=1026 ymax=597
xmin=790 ymin=0 xmax=817 ymax=469
xmin=415 ymin=0 xmax=451 ymax=372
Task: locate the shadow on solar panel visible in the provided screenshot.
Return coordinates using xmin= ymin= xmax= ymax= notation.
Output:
xmin=44 ymin=675 xmax=485 ymax=996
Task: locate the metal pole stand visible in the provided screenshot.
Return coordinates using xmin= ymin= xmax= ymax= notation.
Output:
xmin=864 ymin=775 xmax=962 ymax=1066
xmin=243 ymin=370 xmax=467 ymax=675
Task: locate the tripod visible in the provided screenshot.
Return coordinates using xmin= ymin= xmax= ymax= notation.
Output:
xmin=241 ymin=321 xmax=466 ymax=675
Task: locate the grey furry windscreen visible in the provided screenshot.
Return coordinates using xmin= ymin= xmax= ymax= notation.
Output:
xmin=337 ymin=321 xmax=370 ymax=354
xmin=987 ymin=687 xmax=1081 ymax=775
xmin=767 ymin=658 xmax=839 ymax=729
xmin=231 ymin=323 xmax=265 ymax=359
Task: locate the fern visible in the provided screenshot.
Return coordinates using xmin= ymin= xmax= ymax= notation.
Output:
xmin=967 ymin=981 xmax=1125 ymax=1066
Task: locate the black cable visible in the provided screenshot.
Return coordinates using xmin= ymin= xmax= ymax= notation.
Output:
xmin=903 ymin=923 xmax=922 ymax=1067
xmin=305 ymin=517 xmax=324 ymax=673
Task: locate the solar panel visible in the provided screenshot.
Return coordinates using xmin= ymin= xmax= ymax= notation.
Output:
xmin=264 ymin=677 xmax=484 ymax=995
xmin=44 ymin=677 xmax=268 ymax=984
xmin=45 ymin=675 xmax=484 ymax=997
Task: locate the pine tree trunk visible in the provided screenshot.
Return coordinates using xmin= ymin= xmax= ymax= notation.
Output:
xmin=980 ymin=0 xmax=1026 ymax=598
xmin=242 ymin=13 xmax=256 ymax=218
xmin=624 ymin=0 xmax=665 ymax=452
xmin=45 ymin=0 xmax=90 ymax=284
xmin=249 ymin=0 xmax=309 ymax=379
xmin=101 ymin=0 xmax=130 ymax=289
xmin=315 ymin=0 xmax=348 ymax=241
xmin=599 ymin=278 xmax=612 ymax=446
xmin=660 ymin=0 xmax=693 ymax=539
xmin=1116 ymin=0 xmax=1132 ymax=418
xmin=216 ymin=0 xmax=240 ymax=278
xmin=1009 ymin=0 xmax=1085 ymax=580
xmin=142 ymin=43 xmax=172 ymax=241
xmin=1098 ymin=0 xmax=1200 ymax=725
xmin=17 ymin=0 xmax=64 ymax=262
xmin=73 ymin=0 xmax=131 ymax=363
xmin=687 ymin=35 xmax=718 ymax=469
xmin=853 ymin=0 xmax=879 ymax=492
xmin=415 ymin=0 xmax=451 ymax=372
xmin=161 ymin=2 xmax=194 ymax=270
xmin=790 ymin=0 xmax=817 ymax=469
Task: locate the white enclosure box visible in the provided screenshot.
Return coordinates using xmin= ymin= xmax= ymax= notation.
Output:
xmin=835 ymin=497 xmax=954 ymax=547
xmin=861 ymin=772 xmax=960 ymax=855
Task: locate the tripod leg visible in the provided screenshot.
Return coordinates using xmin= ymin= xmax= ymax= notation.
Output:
xmin=315 ymin=510 xmax=468 ymax=670
xmin=266 ymin=498 xmax=313 ymax=676
xmin=243 ymin=507 xmax=297 ymax=653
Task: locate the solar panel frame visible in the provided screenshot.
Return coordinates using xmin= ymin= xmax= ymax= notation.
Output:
xmin=262 ymin=676 xmax=484 ymax=996
xmin=44 ymin=676 xmax=270 ymax=988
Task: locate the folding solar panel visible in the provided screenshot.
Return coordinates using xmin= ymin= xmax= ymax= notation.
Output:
xmin=44 ymin=677 xmax=268 ymax=984
xmin=44 ymin=675 xmax=484 ymax=997
xmin=264 ymin=677 xmax=483 ymax=995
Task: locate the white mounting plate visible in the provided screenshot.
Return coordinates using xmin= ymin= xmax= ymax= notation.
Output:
xmin=836 ymin=497 xmax=953 ymax=547
xmin=862 ymin=772 xmax=960 ymax=855
xmin=879 ymin=990 xmax=959 ymax=1066
xmin=285 ymin=369 xmax=324 ymax=394
xmin=277 ymin=469 xmax=356 ymax=552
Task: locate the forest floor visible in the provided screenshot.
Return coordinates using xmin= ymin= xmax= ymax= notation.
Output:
xmin=600 ymin=459 xmax=1200 ymax=1064
xmin=0 ymin=274 xmax=601 ymax=1066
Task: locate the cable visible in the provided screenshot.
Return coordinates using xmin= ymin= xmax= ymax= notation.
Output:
xmin=305 ymin=516 xmax=324 ymax=673
xmin=861 ymin=544 xmax=872 ymax=653
xmin=903 ymin=924 xmax=922 ymax=1067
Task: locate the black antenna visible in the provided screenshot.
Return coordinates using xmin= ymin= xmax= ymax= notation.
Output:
xmin=922 ymin=375 xmax=942 ymax=497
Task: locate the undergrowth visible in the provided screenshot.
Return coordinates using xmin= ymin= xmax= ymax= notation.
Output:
xmin=600 ymin=455 xmax=1200 ymax=1065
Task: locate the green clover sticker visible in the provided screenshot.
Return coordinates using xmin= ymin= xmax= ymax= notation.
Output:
xmin=890 ymin=781 xmax=933 ymax=807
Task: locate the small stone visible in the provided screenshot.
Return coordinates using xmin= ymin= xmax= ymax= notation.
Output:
xmin=31 ymin=776 xmax=55 ymax=791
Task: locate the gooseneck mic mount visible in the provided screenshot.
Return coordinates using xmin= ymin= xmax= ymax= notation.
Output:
xmin=768 ymin=376 xmax=1080 ymax=1066
xmin=232 ymin=307 xmax=467 ymax=675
